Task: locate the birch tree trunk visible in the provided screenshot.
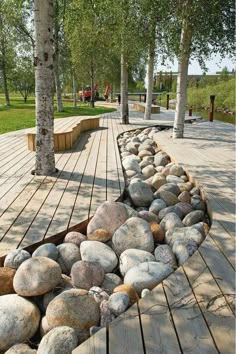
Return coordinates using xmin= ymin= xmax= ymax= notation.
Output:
xmin=120 ymin=49 xmax=129 ymax=124
xmin=54 ymin=5 xmax=63 ymax=112
xmin=173 ymin=20 xmax=192 ymax=139
xmin=144 ymin=29 xmax=155 ymax=120
xmin=72 ymin=73 xmax=77 ymax=109
xmin=1 ymin=50 xmax=10 ymax=106
xmin=34 ymin=0 xmax=56 ymax=175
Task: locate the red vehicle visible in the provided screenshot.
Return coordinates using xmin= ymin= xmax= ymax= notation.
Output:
xmin=78 ymin=83 xmax=99 ymax=102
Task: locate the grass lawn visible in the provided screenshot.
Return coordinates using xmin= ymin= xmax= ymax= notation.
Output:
xmin=0 ymin=96 xmax=116 ymax=134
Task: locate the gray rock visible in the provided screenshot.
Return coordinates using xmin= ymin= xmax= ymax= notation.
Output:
xmin=142 ymin=165 xmax=156 ymax=178
xmin=100 ymin=300 xmax=115 ymax=326
xmin=138 ymin=210 xmax=160 ymax=223
xmin=37 ymin=326 xmax=78 ymax=354
xmin=40 ymin=316 xmax=53 ymax=337
xmin=125 ymin=170 xmax=138 ymax=178
xmin=101 ymin=273 xmax=122 ymax=294
xmin=46 ymin=289 xmax=100 ymax=331
xmin=121 ymin=151 xmax=131 ymax=158
xmin=5 ymin=344 xmax=36 ymax=354
xmin=157 ymin=183 xmax=180 ymax=196
xmin=159 ymin=206 xmax=176 ymax=220
xmin=174 ymin=202 xmax=194 ymax=219
xmin=87 ymin=201 xmax=128 ymax=235
xmin=124 ymin=262 xmax=173 ymax=295
xmin=151 ymin=173 xmax=167 ymax=190
xmin=154 ymin=245 xmax=177 ymax=268
xmin=143 ymin=155 xmax=154 ymax=163
xmin=119 ymin=249 xmax=155 ymax=276
xmin=80 ymin=241 xmax=118 ymax=273
xmin=117 ymin=202 xmax=139 ymax=218
xmin=160 ymin=212 xmax=184 ymax=232
xmin=190 ymin=187 xmax=200 ymax=196
xmin=182 ymin=210 xmax=205 ymax=226
xmin=139 ymin=159 xmax=153 ymax=169
xmin=32 ymin=243 xmax=59 ymax=260
xmin=166 ymin=175 xmax=185 ymax=184
xmin=89 ymin=286 xmax=109 ymax=304
xmin=4 ymin=249 xmax=31 ymax=269
xmin=178 ymin=191 xmax=191 ymax=204
xmin=138 ymin=150 xmax=153 ymax=159
xmin=159 ymin=191 xmax=179 ymax=206
xmin=108 ymin=292 xmax=129 ymax=316
xmin=13 ymin=257 xmax=61 ymax=296
xmin=191 ymin=195 xmax=206 ymax=211
xmin=128 ymin=182 xmax=154 ymax=207
xmin=141 ymin=289 xmax=150 ymax=298
xmin=165 ymin=227 xmax=204 ymax=247
xmin=122 ymin=156 xmax=141 ymax=173
xmin=172 ymin=239 xmax=198 ymax=265
xmin=57 ymin=243 xmax=81 ymax=274
xmin=112 ymin=217 xmax=154 ymax=255
xmin=138 ymin=143 xmax=155 ymax=154
xmin=71 ymin=260 xmax=105 ymax=290
xmin=126 ymin=142 xmax=138 ymax=155
xmin=154 ymin=152 xmax=169 ymax=167
xmin=177 ymin=182 xmax=193 ymax=192
xmin=63 ymin=231 xmax=87 ymax=247
xmin=169 ymin=165 xmax=185 ymax=177
xmin=191 ymin=222 xmax=209 ymax=237
xmin=149 ymin=199 xmax=166 ymax=215
xmin=0 ymin=294 xmax=40 ymax=352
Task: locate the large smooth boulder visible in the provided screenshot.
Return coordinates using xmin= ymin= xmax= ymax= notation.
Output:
xmin=112 ymin=217 xmax=154 ymax=255
xmin=71 ymin=260 xmax=105 ymax=290
xmin=87 ymin=201 xmax=128 ymax=235
xmin=124 ymin=262 xmax=173 ymax=294
xmin=0 ymin=267 xmax=15 ymax=295
xmin=37 ymin=326 xmax=78 ymax=354
xmin=4 ymin=249 xmax=31 ymax=269
xmin=117 ymin=202 xmax=139 ymax=218
xmin=63 ymin=231 xmax=87 ymax=247
xmin=101 ymin=273 xmax=122 ymax=294
xmin=169 ymin=165 xmax=185 ymax=177
xmin=46 ymin=289 xmax=100 ymax=331
xmin=0 ymin=294 xmax=40 ymax=351
xmin=128 ymin=182 xmax=154 ymax=207
xmin=160 ymin=212 xmax=184 ymax=232
xmin=113 ymin=284 xmax=139 ymax=305
xmin=142 ymin=165 xmax=156 ymax=178
xmin=166 ymin=175 xmax=184 ymax=184
xmin=108 ymin=292 xmax=129 ymax=316
xmin=159 ymin=191 xmax=179 ymax=206
xmin=157 ymin=183 xmax=180 ymax=196
xmin=119 ymin=249 xmax=155 ymax=276
xmin=5 ymin=344 xmax=36 ymax=354
xmin=32 ymin=243 xmax=59 ymax=260
xmin=139 ymin=210 xmax=160 ymax=223
xmin=122 ymin=156 xmax=141 ymax=173
xmin=172 ymin=239 xmax=198 ymax=265
xmin=152 ymin=173 xmax=167 ymax=190
xmin=165 ymin=227 xmax=204 ymax=247
xmin=13 ymin=257 xmax=61 ymax=296
xmin=154 ymin=245 xmax=177 ymax=268
xmin=80 ymin=241 xmax=118 ymax=273
xmin=182 ymin=210 xmax=205 ymax=226
xmin=57 ymin=243 xmax=81 ymax=274
xmin=154 ymin=152 xmax=169 ymax=167
xmin=149 ymin=199 xmax=166 ymax=215
xmin=87 ymin=229 xmax=112 ymax=243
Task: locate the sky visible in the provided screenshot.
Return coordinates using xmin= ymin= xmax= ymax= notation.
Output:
xmin=156 ymin=54 xmax=235 ymax=74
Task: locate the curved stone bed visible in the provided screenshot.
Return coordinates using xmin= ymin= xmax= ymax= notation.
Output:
xmin=0 ymin=126 xmax=212 ymax=353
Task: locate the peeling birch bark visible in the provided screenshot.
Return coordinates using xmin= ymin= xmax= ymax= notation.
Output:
xmin=34 ymin=0 xmax=56 ymax=175
xmin=144 ymin=28 xmax=155 ymax=121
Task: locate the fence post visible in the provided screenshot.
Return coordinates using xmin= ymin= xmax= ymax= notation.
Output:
xmin=166 ymin=94 xmax=170 ymax=110
xmin=209 ymin=95 xmax=215 ymax=122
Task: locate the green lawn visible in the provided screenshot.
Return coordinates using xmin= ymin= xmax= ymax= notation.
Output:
xmin=0 ymin=96 xmax=116 ymax=134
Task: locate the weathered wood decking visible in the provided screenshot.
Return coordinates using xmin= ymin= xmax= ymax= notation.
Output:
xmin=0 ymin=106 xmax=235 ymax=353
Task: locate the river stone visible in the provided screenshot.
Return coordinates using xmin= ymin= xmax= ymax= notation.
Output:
xmin=63 ymin=231 xmax=87 ymax=247
xmin=162 ymin=165 xmax=171 ymax=176
xmin=139 ymin=210 xmax=160 ymax=223
xmin=4 ymin=249 xmax=31 ymax=269
xmin=101 ymin=273 xmax=122 ymax=294
xmin=191 ymin=222 xmax=209 ymax=237
xmin=126 ymin=142 xmax=138 ymax=155
xmin=154 ymin=245 xmax=177 ymax=268
xmin=5 ymin=344 xmax=36 ymax=354
xmin=138 ymin=150 xmax=153 ymax=159
xmin=139 ymin=159 xmax=153 ymax=169
xmin=117 ymin=202 xmax=139 ymax=218
xmin=169 ymin=165 xmax=185 ymax=177
xmin=190 ymin=186 xmax=200 ymax=196
xmin=100 ymin=300 xmax=115 ymax=326
xmin=178 ymin=182 xmax=193 ymax=192
xmin=119 ymin=249 xmax=155 ymax=276
xmin=178 ymin=191 xmax=191 ymax=204
xmin=157 ymin=183 xmax=180 ymax=196
xmin=71 ymin=260 xmax=105 ymax=290
xmin=159 ymin=191 xmax=179 ymax=206
xmin=151 ymin=173 xmax=167 ymax=190
xmin=87 ymin=201 xmax=128 ymax=235
xmin=150 ymin=222 xmax=165 ymax=243
xmin=124 ymin=262 xmax=173 ymax=294
xmin=80 ymin=241 xmax=118 ymax=273
xmin=182 ymin=210 xmax=205 ymax=226
xmin=158 ymin=205 xmax=176 ymax=220
xmin=174 ymin=202 xmax=194 ymax=219
xmin=122 ymin=156 xmax=141 ymax=173
xmin=0 ymin=267 xmax=15 ymax=295
xmin=160 ymin=212 xmax=184 ymax=232
xmin=125 ymin=169 xmax=138 ymax=179
xmin=57 ymin=243 xmax=81 ymax=274
xmin=166 ymin=175 xmax=184 ymax=184
xmin=138 ymin=143 xmax=155 ymax=154
xmin=141 ymin=289 xmax=150 ymax=298
xmin=172 ymin=239 xmax=198 ymax=265
xmin=40 ymin=316 xmax=53 ymax=337
xmin=143 ymin=155 xmax=154 ymax=163
xmin=42 ymin=276 xmax=74 ymax=311
xmin=165 ymin=227 xmax=204 ymax=247
xmin=154 ymin=152 xmax=169 ymax=167
xmin=37 ymin=326 xmax=78 ymax=354
xmin=13 ymin=257 xmax=61 ymax=296
xmin=0 ymin=294 xmax=40 ymax=352
xmin=121 ymin=151 xmax=131 ymax=158
xmin=128 ymin=182 xmax=154 ymax=207
xmin=142 ymin=165 xmax=156 ymax=178
xmin=149 ymin=199 xmax=166 ymax=215
xmin=87 ymin=229 xmax=112 ymax=243
xmin=155 ymin=165 xmax=164 ymax=173
xmin=32 ymin=243 xmax=59 ymax=260
xmin=191 ymin=195 xmax=206 ymax=211
xmin=108 ymin=292 xmax=129 ymax=316
xmin=113 ymin=284 xmax=139 ymax=305
xmin=112 ymin=217 xmax=154 ymax=255
xmin=89 ymin=286 xmax=109 ymax=304
xmin=46 ymin=289 xmax=100 ymax=330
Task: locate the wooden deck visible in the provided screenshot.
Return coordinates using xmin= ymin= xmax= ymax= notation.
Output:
xmin=0 ymin=106 xmax=235 ymax=353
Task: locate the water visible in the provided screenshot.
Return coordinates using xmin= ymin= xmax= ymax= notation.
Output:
xmin=195 ymin=109 xmax=235 ymax=125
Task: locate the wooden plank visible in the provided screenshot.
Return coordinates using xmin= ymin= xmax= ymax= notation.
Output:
xmin=72 ymin=327 xmax=107 ymax=354
xmin=109 ymin=302 xmax=144 ymax=354
xmin=183 ymin=250 xmax=235 ymax=354
xmin=139 ymin=283 xmax=181 ymax=354
xmin=163 ymin=267 xmax=218 ymax=354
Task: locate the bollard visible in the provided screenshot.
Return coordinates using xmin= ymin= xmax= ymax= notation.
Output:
xmin=144 ymin=94 xmax=146 ymax=103
xmin=189 ymin=107 xmax=192 ymax=117
xmin=166 ymin=94 xmax=170 ymax=110
xmin=209 ymin=95 xmax=215 ymax=122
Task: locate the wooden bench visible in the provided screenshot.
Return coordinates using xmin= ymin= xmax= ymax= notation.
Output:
xmin=26 ymin=116 xmax=100 ymax=152
xmin=133 ymin=102 xmax=160 ymax=114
